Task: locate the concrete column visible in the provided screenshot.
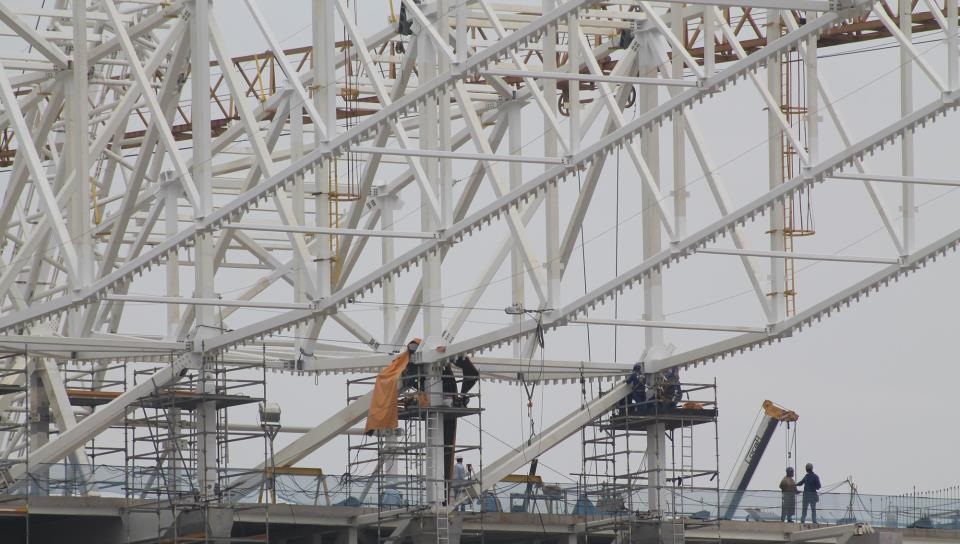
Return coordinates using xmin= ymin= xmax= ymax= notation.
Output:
xmin=28 ymin=356 xmax=50 ymax=495
xmin=646 ymin=421 xmax=667 ymax=515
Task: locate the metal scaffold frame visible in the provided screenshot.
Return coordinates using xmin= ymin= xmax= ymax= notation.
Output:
xmin=577 ymin=377 xmax=720 ymax=543
xmin=0 ymin=0 xmax=957 ymax=541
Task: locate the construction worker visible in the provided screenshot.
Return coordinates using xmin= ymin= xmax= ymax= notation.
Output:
xmin=620 ymin=362 xmax=647 ymax=416
xmin=452 ymin=456 xmax=468 ymax=511
xmin=450 ymin=455 xmax=467 ymax=512
xmin=797 ymin=463 xmax=822 ymax=524
xmin=662 ymin=368 xmax=682 ymax=407
xmin=780 ymin=467 xmax=798 ymax=522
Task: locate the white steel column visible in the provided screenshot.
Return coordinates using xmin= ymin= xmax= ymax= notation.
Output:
xmin=380 ymin=189 xmax=399 ymax=477
xmin=291 ymin=93 xmax=308 ymax=358
xmin=165 ymin=179 xmax=181 ymax=339
xmin=380 ymin=191 xmax=399 ymax=348
xmin=508 ymin=99 xmax=524 ymax=356
xmin=67 ymin=0 xmax=92 ymax=337
xmin=950 ymin=0 xmax=958 ymax=91
xmin=544 ymin=0 xmax=561 ymax=312
xmin=419 ymin=0 xmax=445 ymax=507
xmin=439 ymin=1 xmax=453 ymax=231
xmin=568 ymin=10 xmax=581 ymax=154
xmin=703 ymin=5 xmax=716 ymax=78
xmin=314 ymin=0 xmax=335 ymax=298
xmin=900 ymin=0 xmax=916 ymax=254
xmin=767 ymin=10 xmax=787 ymax=321
xmin=672 ymin=5 xmax=687 ymax=239
xmin=164 ymin=175 xmax=187 ymax=491
xmin=805 ymin=34 xmax=819 ymax=165
xmin=191 ymin=0 xmax=218 ymax=500
xmin=638 ymin=12 xmax=667 ymax=514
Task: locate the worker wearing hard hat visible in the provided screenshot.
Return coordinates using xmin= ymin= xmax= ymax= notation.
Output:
xmin=796 ymin=463 xmax=822 ymax=524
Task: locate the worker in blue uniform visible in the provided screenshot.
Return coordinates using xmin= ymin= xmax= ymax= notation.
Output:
xmin=796 ymin=463 xmax=822 ymax=524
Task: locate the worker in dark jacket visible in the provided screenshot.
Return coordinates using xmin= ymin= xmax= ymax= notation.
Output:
xmin=779 ymin=467 xmax=798 ymax=522
xmin=796 ymin=463 xmax=821 ymax=524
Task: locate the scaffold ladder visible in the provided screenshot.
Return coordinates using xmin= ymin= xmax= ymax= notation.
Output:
xmin=435 ymin=510 xmax=450 ymax=544
xmin=672 ymin=420 xmax=694 ymax=544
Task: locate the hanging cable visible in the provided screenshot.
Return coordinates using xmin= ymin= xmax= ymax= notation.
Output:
xmin=576 ymin=169 xmax=592 ymax=360
xmin=613 ymin=146 xmax=621 ymax=362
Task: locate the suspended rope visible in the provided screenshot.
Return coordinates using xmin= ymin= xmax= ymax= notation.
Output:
xmin=613 ymin=146 xmax=621 ymax=361
xmin=785 ymin=418 xmax=798 ymax=472
xmin=576 ymin=169 xmax=592 ymax=360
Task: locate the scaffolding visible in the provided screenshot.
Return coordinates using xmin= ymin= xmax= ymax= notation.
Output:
xmin=347 ymin=360 xmax=482 ymax=543
xmin=580 ymin=378 xmax=721 ymax=544
xmin=121 ymin=356 xmax=263 ymax=500
xmin=0 ymin=354 xmax=27 ymax=485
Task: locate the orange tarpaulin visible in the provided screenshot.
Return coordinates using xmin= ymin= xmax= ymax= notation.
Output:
xmin=364 ymin=338 xmax=421 ymax=434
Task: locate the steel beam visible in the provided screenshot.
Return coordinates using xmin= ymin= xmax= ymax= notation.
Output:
xmin=224 ymin=392 xmax=373 ymax=501
xmin=6 ymin=353 xmax=200 ymax=485
xmin=696 ymin=248 xmax=898 ymax=265
xmin=462 ymin=381 xmax=631 ymax=507
xmin=569 ymin=318 xmax=767 ymax=334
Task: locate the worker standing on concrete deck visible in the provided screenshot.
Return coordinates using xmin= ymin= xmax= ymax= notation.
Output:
xmin=797 ymin=463 xmax=822 ymax=524
xmin=780 ymin=467 xmax=798 ymax=522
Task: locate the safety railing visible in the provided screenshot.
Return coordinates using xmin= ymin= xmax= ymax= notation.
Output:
xmin=5 ymin=464 xmax=958 ymax=531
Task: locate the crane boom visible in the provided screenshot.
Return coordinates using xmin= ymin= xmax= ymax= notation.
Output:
xmin=721 ymin=400 xmax=798 ymax=520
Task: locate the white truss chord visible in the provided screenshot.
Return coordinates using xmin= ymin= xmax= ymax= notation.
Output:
xmin=830 ymin=173 xmax=960 ymax=187
xmin=696 ymin=248 xmax=899 ymax=265
xmin=569 ymin=318 xmax=768 ymax=334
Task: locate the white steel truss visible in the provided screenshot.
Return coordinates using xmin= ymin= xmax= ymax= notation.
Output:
xmin=0 ymin=0 xmax=957 ymax=505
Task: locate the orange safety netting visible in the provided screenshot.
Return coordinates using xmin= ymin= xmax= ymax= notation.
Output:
xmin=364 ymin=338 xmax=421 ymax=434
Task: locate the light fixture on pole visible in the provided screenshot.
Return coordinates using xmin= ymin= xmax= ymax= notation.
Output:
xmin=259 ymin=402 xmax=282 ymax=503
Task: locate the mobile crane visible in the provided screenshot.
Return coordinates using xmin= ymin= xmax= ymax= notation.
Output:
xmin=721 ymin=400 xmax=799 ymax=520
